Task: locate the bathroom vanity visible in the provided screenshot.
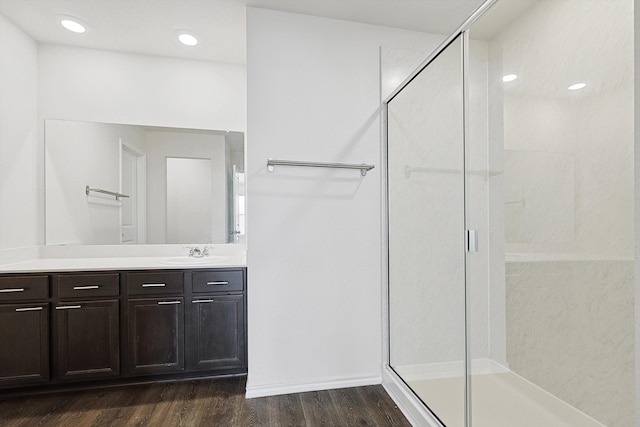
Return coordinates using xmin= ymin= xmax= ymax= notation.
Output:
xmin=0 ymin=262 xmax=247 ymax=394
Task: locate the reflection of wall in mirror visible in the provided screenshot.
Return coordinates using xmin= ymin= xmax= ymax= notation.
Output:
xmin=145 ymin=129 xmax=227 ymax=244
xmin=45 ymin=120 xmax=145 ymax=245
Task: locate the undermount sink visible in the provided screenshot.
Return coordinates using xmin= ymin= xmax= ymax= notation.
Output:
xmin=158 ymin=256 xmax=230 ymax=265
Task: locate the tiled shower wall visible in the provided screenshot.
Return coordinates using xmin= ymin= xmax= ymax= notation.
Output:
xmin=506 ymin=260 xmax=634 ymax=427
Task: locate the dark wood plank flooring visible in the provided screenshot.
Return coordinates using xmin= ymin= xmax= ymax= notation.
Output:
xmin=0 ymin=377 xmax=410 ymax=426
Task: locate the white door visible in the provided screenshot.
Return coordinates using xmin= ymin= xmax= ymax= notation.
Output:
xmin=166 ymin=157 xmax=213 ymax=243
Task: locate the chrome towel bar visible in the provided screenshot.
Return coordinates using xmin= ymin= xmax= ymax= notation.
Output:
xmin=267 ymin=158 xmax=375 ymax=176
xmin=85 ymin=185 xmax=129 ymax=200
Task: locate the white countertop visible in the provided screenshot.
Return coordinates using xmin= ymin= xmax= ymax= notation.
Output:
xmin=0 ymin=246 xmax=246 ymax=273
xmin=0 ymin=256 xmax=245 ymax=273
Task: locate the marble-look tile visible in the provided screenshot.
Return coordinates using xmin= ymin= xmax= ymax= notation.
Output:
xmin=506 ymin=260 xmax=634 ymax=427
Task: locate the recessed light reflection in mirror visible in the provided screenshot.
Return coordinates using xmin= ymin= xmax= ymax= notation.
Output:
xmin=568 ymin=83 xmax=587 ymax=90
xmin=178 ymin=32 xmax=199 ymax=46
xmin=503 ymin=74 xmax=518 ymax=82
xmin=60 ymin=17 xmax=86 ymax=33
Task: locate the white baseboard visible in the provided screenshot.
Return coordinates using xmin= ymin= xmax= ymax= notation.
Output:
xmin=394 ymin=358 xmax=509 ymax=382
xmin=382 ymin=366 xmax=443 ymax=427
xmin=245 ymin=374 xmax=382 ymax=399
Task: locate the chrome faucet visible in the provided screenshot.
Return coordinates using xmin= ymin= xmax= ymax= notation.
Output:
xmin=186 ymin=246 xmax=209 ymax=258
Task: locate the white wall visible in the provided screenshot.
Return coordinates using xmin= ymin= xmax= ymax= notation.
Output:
xmin=38 ymin=44 xmax=246 ymax=132
xmin=246 ymin=7 xmax=443 ymax=396
xmin=0 ymin=14 xmax=39 ymax=252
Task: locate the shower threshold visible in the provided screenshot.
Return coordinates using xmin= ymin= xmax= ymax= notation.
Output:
xmin=408 ymin=370 xmax=605 ymax=427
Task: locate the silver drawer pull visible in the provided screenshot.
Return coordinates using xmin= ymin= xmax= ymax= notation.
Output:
xmin=73 ymin=285 xmax=99 ymax=290
xmin=192 ymin=299 xmax=214 ymax=304
xmin=56 ymin=305 xmax=82 ymax=310
xmin=142 ymin=283 xmax=166 ymax=288
xmin=15 ymin=307 xmax=43 ymax=312
xmin=206 ymin=281 xmax=229 ymax=286
xmin=157 ymin=300 xmax=181 ymax=305
xmin=0 ymin=288 xmax=25 ymax=293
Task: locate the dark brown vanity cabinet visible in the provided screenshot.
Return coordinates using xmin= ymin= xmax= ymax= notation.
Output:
xmin=52 ymin=273 xmax=120 ymax=381
xmin=0 ymin=275 xmax=50 ymax=387
xmin=188 ymin=269 xmax=246 ymax=372
xmin=124 ymin=271 xmax=185 ymax=376
xmin=0 ymin=267 xmax=246 ymax=393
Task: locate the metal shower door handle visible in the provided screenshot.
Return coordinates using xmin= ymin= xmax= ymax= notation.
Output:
xmin=467 ymin=229 xmax=478 ymax=253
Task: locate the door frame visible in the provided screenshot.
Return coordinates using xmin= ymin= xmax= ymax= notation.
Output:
xmin=120 ymin=140 xmax=147 ymax=244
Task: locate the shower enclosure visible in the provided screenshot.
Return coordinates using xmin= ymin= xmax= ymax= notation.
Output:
xmin=384 ymin=0 xmax=634 ymax=426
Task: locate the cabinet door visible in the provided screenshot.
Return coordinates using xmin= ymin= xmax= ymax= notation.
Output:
xmin=54 ymin=300 xmax=120 ymax=381
xmin=0 ymin=303 xmax=49 ymax=387
xmin=188 ymin=295 xmax=246 ymax=371
xmin=127 ymin=298 xmax=184 ymax=375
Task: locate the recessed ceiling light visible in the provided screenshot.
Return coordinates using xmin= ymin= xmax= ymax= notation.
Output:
xmin=60 ymin=17 xmax=86 ymax=34
xmin=568 ymin=83 xmax=586 ymax=90
xmin=503 ymin=74 xmax=518 ymax=82
xmin=178 ymin=32 xmax=199 ymax=47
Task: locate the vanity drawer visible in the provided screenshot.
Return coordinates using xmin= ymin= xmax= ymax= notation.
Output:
xmin=192 ymin=270 xmax=244 ymax=294
xmin=55 ymin=273 xmax=119 ymax=299
xmin=0 ymin=276 xmax=49 ymax=301
xmin=126 ymin=271 xmax=184 ymax=295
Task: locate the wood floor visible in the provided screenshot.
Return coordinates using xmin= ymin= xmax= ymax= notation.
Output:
xmin=0 ymin=377 xmax=411 ymax=426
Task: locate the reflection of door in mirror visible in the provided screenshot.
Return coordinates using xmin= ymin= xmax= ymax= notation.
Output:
xmin=231 ymin=168 xmax=245 ymax=243
xmin=166 ymin=157 xmax=214 ymax=244
xmin=120 ymin=144 xmax=146 ymax=244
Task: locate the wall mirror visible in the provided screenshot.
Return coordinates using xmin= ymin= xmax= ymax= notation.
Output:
xmin=45 ymin=119 xmax=245 ymax=246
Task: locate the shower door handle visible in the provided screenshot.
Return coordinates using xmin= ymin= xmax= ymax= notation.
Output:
xmin=467 ymin=229 xmax=478 ymax=253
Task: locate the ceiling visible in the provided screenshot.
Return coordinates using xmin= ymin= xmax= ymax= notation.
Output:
xmin=0 ymin=0 xmax=486 ymax=65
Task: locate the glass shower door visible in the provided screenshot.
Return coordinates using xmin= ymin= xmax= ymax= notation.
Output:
xmin=387 ymin=36 xmax=466 ymax=427
xmin=465 ymin=1 xmax=635 ymax=426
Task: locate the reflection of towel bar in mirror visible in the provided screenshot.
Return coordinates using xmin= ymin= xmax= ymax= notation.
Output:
xmin=267 ymin=158 xmax=375 ymax=176
xmin=85 ymin=185 xmax=129 ymax=200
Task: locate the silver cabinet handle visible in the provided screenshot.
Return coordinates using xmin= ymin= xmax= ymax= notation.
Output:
xmin=15 ymin=307 xmax=43 ymax=312
xmin=142 ymin=283 xmax=166 ymax=288
xmin=157 ymin=300 xmax=181 ymax=305
xmin=0 ymin=288 xmax=25 ymax=293
xmin=56 ymin=305 xmax=82 ymax=310
xmin=192 ymin=299 xmax=214 ymax=304
xmin=73 ymin=285 xmax=99 ymax=290
xmin=206 ymin=281 xmax=229 ymax=286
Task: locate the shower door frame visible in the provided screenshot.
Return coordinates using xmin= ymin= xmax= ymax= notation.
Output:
xmin=381 ymin=0 xmax=499 ymax=426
